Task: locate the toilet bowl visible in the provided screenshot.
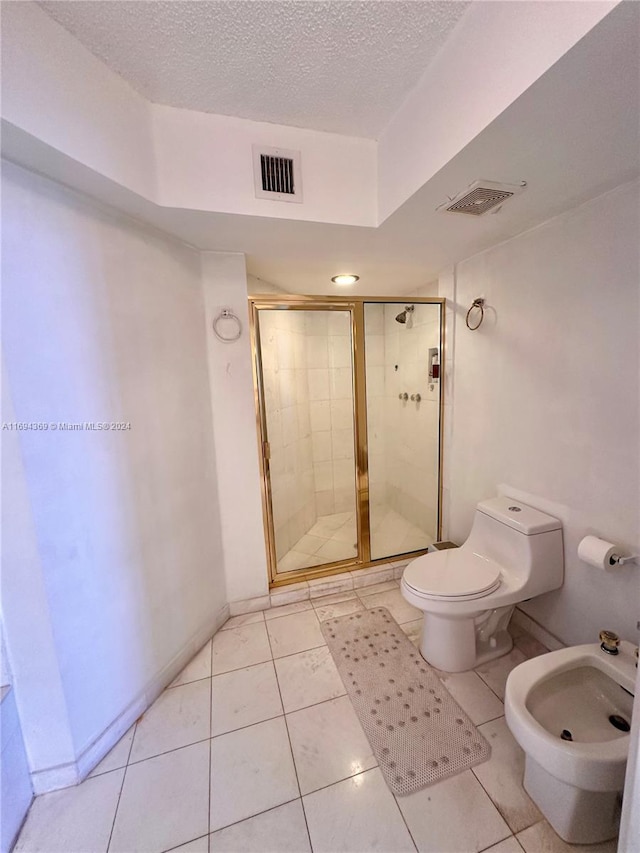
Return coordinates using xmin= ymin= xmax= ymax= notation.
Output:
xmin=400 ymin=496 xmax=564 ymax=672
xmin=505 ymin=640 xmax=636 ymax=844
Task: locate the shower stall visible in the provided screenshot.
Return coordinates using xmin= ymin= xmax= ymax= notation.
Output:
xmin=249 ymin=295 xmax=444 ymax=585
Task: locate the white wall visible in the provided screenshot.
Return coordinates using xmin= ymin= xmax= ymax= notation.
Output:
xmin=246 ymin=274 xmax=288 ymax=295
xmin=0 ymin=621 xmax=11 ymax=688
xmin=0 ymin=619 xmax=33 ymax=853
xmin=1 ymin=162 xmax=227 ymax=790
xmin=153 ymin=105 xmax=377 ymax=226
xmin=443 ymin=180 xmax=640 ymax=646
xmin=1 ymin=365 xmax=76 ymax=790
xmin=201 ymin=253 xmax=269 ymax=603
xmin=377 ymin=0 xmax=618 ymax=220
xmin=1 ymin=1 xmax=155 ymax=199
xmin=1 ymin=682 xmax=33 ymax=853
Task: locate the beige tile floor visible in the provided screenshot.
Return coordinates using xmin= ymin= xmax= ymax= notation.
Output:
xmin=277 ymin=507 xmax=433 ymax=574
xmin=14 ymin=588 xmax=618 ymax=853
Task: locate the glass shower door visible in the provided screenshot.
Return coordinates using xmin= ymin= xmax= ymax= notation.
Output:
xmin=364 ymin=301 xmax=441 ymax=561
xmin=257 ymin=307 xmax=359 ymax=576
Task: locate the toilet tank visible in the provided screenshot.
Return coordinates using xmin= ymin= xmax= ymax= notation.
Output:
xmin=465 ymin=497 xmax=564 ymax=597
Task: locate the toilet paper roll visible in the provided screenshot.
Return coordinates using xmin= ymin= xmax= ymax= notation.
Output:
xmin=577 ymin=535 xmax=618 ymax=570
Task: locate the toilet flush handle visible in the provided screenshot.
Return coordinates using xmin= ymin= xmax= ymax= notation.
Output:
xmin=599 ymin=630 xmax=620 ymax=655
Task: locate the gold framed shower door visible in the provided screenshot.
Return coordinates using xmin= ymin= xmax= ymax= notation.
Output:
xmin=248 ymin=294 xmax=445 ymax=588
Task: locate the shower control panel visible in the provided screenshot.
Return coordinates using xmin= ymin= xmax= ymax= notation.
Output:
xmin=428 ymin=347 xmax=440 ymax=381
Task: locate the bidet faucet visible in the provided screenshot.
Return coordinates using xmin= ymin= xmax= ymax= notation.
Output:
xmin=599 ymin=630 xmax=620 ymax=655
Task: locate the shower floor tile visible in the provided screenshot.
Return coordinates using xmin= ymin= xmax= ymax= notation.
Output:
xmin=277 ymin=506 xmax=432 ymax=575
xmin=17 ymin=618 xmax=615 ymax=853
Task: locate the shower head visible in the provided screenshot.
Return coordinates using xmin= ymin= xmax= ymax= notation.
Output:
xmin=395 ymin=305 xmax=415 ymax=324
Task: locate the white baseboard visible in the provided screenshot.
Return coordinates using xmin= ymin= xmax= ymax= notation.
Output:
xmin=30 ymin=601 xmax=230 ymax=795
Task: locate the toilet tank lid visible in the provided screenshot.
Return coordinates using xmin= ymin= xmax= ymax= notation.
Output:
xmin=477 ymin=497 xmax=562 ymax=534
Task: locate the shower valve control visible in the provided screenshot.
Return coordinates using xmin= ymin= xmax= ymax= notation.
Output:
xmin=411 ymin=393 xmax=422 ymax=402
xmin=399 ymin=392 xmax=408 ymax=401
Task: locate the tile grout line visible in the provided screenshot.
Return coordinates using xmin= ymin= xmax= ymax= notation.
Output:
xmin=470 ymin=761 xmax=521 ymax=841
xmin=477 ymin=834 xmax=518 ymax=853
xmin=220 ymin=612 xmax=266 ymax=631
xmin=205 ymin=797 xmax=305 ymax=846
xmin=284 ymin=688 xmax=354 ymax=719
xmin=105 ymin=717 xmax=138 ymax=852
xmin=390 ymin=789 xmax=420 ymax=852
xmin=161 ymin=831 xmax=210 ymax=853
xmin=208 ymin=638 xmax=213 ymax=853
xmin=470 ymin=721 xmax=543 ymax=841
xmin=475 ymin=669 xmax=508 ymax=703
xmin=479 ymin=711 xmax=506 ymax=726
xmin=514 ymin=822 xmax=545 ymax=851
xmin=167 ymin=673 xmax=212 ymax=690
xmin=299 ymin=763 xmax=389 ymax=803
xmin=213 ymin=709 xmax=286 ymax=741
xmin=263 ymin=617 xmax=314 ymax=852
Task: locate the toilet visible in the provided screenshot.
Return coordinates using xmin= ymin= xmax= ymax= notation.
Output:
xmin=505 ymin=639 xmax=636 ymax=843
xmin=400 ymin=497 xmax=564 ymax=672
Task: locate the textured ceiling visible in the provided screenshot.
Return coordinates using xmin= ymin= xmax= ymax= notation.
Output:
xmin=38 ymin=0 xmax=470 ymax=138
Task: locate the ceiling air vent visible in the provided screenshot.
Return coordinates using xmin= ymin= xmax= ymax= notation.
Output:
xmin=437 ymin=180 xmax=526 ymax=216
xmin=253 ymin=145 xmax=303 ymax=204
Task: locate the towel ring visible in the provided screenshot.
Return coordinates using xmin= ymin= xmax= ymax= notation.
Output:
xmin=213 ymin=309 xmax=242 ymax=343
xmin=466 ymin=298 xmax=485 ymax=331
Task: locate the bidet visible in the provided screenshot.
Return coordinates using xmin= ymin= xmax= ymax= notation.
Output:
xmin=505 ymin=637 xmax=636 ymax=843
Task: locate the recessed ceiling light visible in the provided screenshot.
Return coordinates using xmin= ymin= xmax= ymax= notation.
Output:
xmin=331 ymin=274 xmax=359 ymax=286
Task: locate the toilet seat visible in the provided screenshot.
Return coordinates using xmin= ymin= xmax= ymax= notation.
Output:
xmin=403 ymin=549 xmax=502 ymax=602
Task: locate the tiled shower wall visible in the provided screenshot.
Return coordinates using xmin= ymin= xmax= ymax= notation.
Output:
xmin=382 ymin=303 xmax=440 ymax=536
xmin=259 ymin=311 xmax=316 ymax=560
xmin=306 ymin=311 xmax=356 ymax=517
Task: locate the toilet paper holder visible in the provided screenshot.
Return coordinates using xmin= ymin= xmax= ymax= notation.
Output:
xmin=578 ymin=535 xmax=638 ymax=569
xmin=610 ymin=553 xmax=638 ymax=566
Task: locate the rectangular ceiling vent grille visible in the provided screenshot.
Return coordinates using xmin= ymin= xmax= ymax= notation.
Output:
xmin=438 ymin=180 xmax=525 ymax=217
xmin=253 ymin=145 xmax=303 ymax=203
xmin=261 ymin=154 xmax=294 ymax=194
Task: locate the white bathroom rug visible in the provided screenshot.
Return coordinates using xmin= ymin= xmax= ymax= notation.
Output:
xmin=321 ymin=607 xmax=491 ymax=796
